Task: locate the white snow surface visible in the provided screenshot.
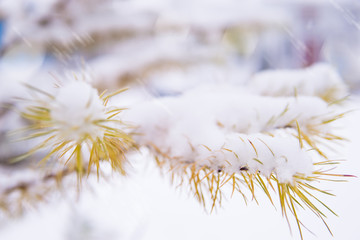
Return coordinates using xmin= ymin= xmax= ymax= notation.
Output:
xmin=0 ymin=1 xmax=359 ymax=239
xmin=123 ymin=85 xmax=337 ymax=182
xmin=0 ymin=97 xmax=358 ymax=240
xmin=50 ymin=81 xmax=106 ymax=142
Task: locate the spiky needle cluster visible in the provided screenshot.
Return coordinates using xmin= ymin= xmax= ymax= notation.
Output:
xmin=153 ymin=144 xmax=348 ymax=240
xmin=126 ymin=87 xmax=351 ymax=239
xmin=16 ymin=79 xmax=135 ymax=182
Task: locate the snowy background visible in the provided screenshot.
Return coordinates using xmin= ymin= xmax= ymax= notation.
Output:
xmin=0 ymin=0 xmax=360 ymax=240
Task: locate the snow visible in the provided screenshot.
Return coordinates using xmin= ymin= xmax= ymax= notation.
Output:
xmin=1 ymin=117 xmax=359 ymax=240
xmin=1 ymin=72 xmax=354 ymax=239
xmin=249 ymin=63 xmax=349 ymax=102
xmin=1 ymin=0 xmax=360 ymax=240
xmin=122 ymin=85 xmax=341 ymax=183
xmin=51 ymin=81 xmax=106 ymax=141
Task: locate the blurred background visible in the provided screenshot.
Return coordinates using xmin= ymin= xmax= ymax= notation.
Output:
xmin=0 ymin=0 xmax=360 ymax=240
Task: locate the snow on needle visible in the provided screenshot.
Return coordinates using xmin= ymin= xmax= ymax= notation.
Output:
xmin=127 ymin=87 xmax=353 ymax=240
xmin=14 ymin=79 xmax=135 ymax=183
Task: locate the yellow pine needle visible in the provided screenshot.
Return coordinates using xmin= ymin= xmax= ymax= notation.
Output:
xmin=15 ymin=83 xmax=135 ymax=183
xmin=210 ymin=174 xmax=221 ymax=213
xmin=156 ymin=156 xmax=348 ymax=240
xmin=327 ymin=95 xmax=350 ymax=106
xmin=98 ymin=89 xmax=108 ymax=99
xmin=288 ymin=190 xmax=303 ymax=240
xmin=255 ymin=173 xmax=274 ymax=205
xmin=257 ymin=138 xmax=275 ymax=157
xmin=200 ymin=169 xmax=215 ymax=182
xmin=220 ymin=173 xmax=233 ymax=187
xmin=102 ymin=88 xmax=129 ymax=104
xmin=38 ymin=140 xmax=70 ymax=166
xmin=295 ymin=120 xmax=304 ymax=148
xmin=23 ymin=83 xmax=55 ymax=99
xmin=321 ymin=110 xmax=352 ymax=124
xmin=248 ymin=139 xmax=258 ymax=157
xmin=145 ymin=95 xmax=350 ymax=239
xmin=201 ymin=144 xmax=212 ymax=152
xmin=253 ymin=158 xmax=264 ymax=165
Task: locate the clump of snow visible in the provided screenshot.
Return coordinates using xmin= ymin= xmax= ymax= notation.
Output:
xmin=51 ymin=81 xmax=105 ymax=142
xmin=123 ymin=85 xmax=337 ymax=183
xmin=249 ymin=63 xmax=348 ymax=102
xmin=195 ymin=132 xmax=313 ymax=183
